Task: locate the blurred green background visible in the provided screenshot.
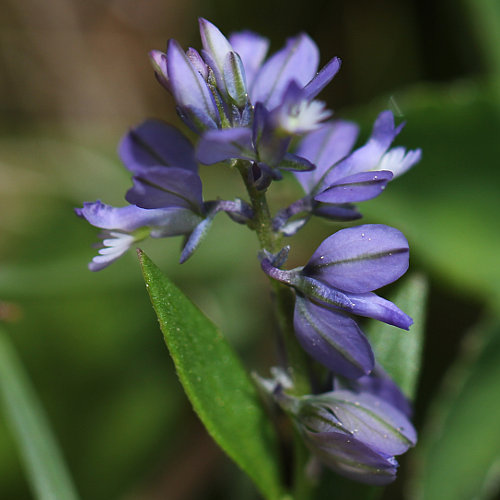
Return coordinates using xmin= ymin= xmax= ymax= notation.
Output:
xmin=1 ymin=0 xmax=500 ymax=498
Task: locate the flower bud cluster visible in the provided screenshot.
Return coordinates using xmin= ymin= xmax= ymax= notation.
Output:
xmin=76 ymin=18 xmax=421 ymax=484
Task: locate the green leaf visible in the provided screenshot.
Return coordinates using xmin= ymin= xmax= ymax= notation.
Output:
xmin=0 ymin=329 xmax=79 ymax=500
xmin=138 ymin=250 xmax=285 ymax=500
xmin=366 ymin=274 xmax=428 ymax=400
xmin=410 ymin=319 xmax=500 ymax=500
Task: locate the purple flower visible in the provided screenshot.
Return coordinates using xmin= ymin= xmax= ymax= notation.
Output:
xmin=119 ymin=119 xmax=204 ymax=213
xmin=150 ymin=18 xmax=340 ymax=176
xmin=75 ymin=201 xmax=202 ymax=271
xmin=274 ymin=111 xmax=421 ymax=233
xmin=247 ymin=32 xmax=339 ymax=111
xmin=318 ymin=111 xmax=421 ymax=190
xmin=196 ymin=100 xmax=316 ymax=177
xmin=77 ymin=119 xmax=255 ymax=268
xmin=195 ymin=25 xmax=341 ymax=166
xmin=255 ymin=366 xmax=416 ymax=485
xmin=150 ymin=39 xmax=220 ymax=132
xmin=288 ymin=386 xmax=416 ymax=485
xmin=150 ymin=19 xmax=251 ymax=132
xmin=261 ymin=224 xmax=412 ymax=377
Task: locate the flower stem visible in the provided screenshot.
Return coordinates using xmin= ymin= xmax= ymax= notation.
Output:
xmin=235 ymin=162 xmax=281 ymax=253
xmin=236 ymin=161 xmax=310 ymax=392
xmin=236 ymin=160 xmax=314 ymax=499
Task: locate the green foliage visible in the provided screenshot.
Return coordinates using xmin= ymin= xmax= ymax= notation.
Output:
xmin=410 ymin=320 xmax=500 ymax=500
xmin=138 ymin=250 xmax=285 ymax=500
xmin=0 ymin=329 xmax=79 ymax=500
xmin=366 ymin=274 xmax=428 ymax=400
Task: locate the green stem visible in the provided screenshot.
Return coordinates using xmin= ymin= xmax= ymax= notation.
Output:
xmin=236 ymin=160 xmax=314 ymax=499
xmin=236 ymin=161 xmax=310 ymax=392
xmin=270 ymin=280 xmax=312 ymax=396
xmin=235 ymin=161 xmax=281 ymax=253
xmin=291 ymin=427 xmax=316 ymax=500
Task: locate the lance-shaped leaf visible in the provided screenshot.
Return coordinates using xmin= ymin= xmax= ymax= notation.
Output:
xmin=0 ymin=329 xmax=80 ymax=500
xmin=303 ymin=224 xmax=409 ymax=293
xmin=138 ymin=252 xmax=284 ymax=500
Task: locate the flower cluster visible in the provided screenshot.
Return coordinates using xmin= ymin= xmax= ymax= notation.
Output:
xmin=77 ymin=18 xmax=421 ymax=485
xmin=261 ymin=224 xmax=412 ymax=379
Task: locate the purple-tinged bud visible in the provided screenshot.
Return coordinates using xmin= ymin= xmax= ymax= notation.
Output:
xmin=228 ymin=30 xmax=269 ymax=89
xmin=149 ymin=50 xmax=170 ymax=90
xmin=166 ymin=39 xmax=220 ymax=131
xmin=223 ymin=51 xmax=248 ymax=107
xmin=199 ymin=18 xmax=234 ymax=91
xmin=186 ymin=48 xmax=209 ymax=80
xmin=286 ymin=390 xmax=417 ymax=485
